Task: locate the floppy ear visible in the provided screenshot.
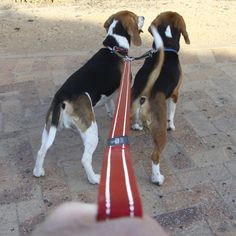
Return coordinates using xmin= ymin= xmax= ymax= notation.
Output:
xmin=104 ymin=14 xmax=115 ymax=32
xmin=181 ymin=29 xmax=190 ymax=44
xmin=178 ymin=16 xmax=190 ymax=44
xmin=124 ymin=18 xmax=142 ymax=46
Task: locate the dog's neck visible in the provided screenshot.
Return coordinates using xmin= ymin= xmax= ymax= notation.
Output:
xmin=103 ymin=36 xmax=129 ymax=55
xmin=164 ymin=48 xmax=178 ymax=54
xmin=103 ymin=20 xmax=130 ymax=51
xmin=152 ymin=41 xmax=179 ymax=53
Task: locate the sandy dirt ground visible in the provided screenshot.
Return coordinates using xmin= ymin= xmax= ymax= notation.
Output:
xmin=0 ymin=0 xmax=236 ymax=56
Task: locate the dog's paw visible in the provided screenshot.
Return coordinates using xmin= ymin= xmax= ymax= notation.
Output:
xmin=167 ymin=126 xmax=175 ymax=131
xmin=88 ymin=174 xmax=100 ymax=185
xmin=151 ymin=174 xmax=165 ymax=186
xmin=131 ymin=123 xmax=143 ymax=131
xmin=167 ymin=121 xmax=175 ymax=131
xmin=33 ymin=167 xmax=45 ymax=177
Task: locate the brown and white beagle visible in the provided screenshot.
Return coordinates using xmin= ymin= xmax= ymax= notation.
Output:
xmin=131 ymin=11 xmax=190 ymax=185
xmin=33 ymin=11 xmax=145 ymax=184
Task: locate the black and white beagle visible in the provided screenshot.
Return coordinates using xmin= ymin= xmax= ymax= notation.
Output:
xmin=131 ymin=11 xmax=190 ymax=185
xmin=33 ymin=10 xmax=145 ymax=184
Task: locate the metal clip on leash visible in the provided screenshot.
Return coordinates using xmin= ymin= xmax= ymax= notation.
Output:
xmin=108 ymin=46 xmax=157 ymax=61
xmin=97 ymin=60 xmax=142 ymax=220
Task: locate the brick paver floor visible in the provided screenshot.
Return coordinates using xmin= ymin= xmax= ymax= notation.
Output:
xmin=0 ymin=47 xmax=236 ymax=235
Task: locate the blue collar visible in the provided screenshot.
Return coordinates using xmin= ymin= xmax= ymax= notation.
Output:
xmin=164 ymin=48 xmax=178 ymax=54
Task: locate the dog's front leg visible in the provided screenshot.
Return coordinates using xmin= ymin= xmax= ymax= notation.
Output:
xmin=80 ymin=121 xmax=100 ymax=184
xmin=105 ymin=98 xmax=115 ymax=118
xmin=95 ymin=95 xmax=115 ymax=118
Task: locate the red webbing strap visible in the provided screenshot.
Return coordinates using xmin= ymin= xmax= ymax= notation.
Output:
xmin=97 ymin=61 xmax=143 ymax=221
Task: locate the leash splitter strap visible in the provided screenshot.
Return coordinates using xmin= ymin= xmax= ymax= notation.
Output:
xmin=97 ymin=61 xmax=143 ymax=221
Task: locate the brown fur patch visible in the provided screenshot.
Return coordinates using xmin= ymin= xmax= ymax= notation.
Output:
xmin=45 ymin=95 xmax=95 ymax=133
xmin=149 ymin=92 xmax=167 ymax=164
xmin=64 ymin=95 xmax=95 ymax=133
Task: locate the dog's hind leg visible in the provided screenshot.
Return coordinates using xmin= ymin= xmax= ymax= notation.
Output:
xmin=33 ymin=125 xmax=57 ymax=177
xmin=131 ymin=97 xmax=146 ymax=131
xmin=150 ymin=93 xmax=167 ymax=185
xmin=80 ymin=121 xmax=100 ymax=184
xmin=72 ymin=94 xmax=100 ymax=184
xmin=167 ymin=97 xmax=177 ymax=131
xmin=151 ymin=138 xmax=166 ymax=185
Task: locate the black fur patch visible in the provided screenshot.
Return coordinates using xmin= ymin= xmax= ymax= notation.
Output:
xmin=150 ymin=52 xmax=180 ymax=99
xmin=131 ymin=51 xmax=161 ymax=101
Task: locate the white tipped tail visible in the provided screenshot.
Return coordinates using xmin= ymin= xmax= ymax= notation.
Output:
xmin=150 ymin=25 xmax=163 ymax=50
xmin=137 ymin=25 xmax=164 ymax=98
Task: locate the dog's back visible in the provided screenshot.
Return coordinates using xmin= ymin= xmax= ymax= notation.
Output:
xmin=55 ymin=48 xmax=123 ymax=107
xmin=150 ymin=52 xmax=180 ymax=99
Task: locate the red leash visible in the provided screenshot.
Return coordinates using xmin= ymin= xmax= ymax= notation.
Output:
xmin=97 ymin=60 xmax=143 ymax=220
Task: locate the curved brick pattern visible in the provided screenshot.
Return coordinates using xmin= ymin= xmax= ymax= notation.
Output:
xmin=0 ymin=46 xmax=236 ymax=235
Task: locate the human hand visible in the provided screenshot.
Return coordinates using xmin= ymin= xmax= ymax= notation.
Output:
xmin=33 ymin=202 xmax=168 ymax=236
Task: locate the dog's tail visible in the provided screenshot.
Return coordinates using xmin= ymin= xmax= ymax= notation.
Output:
xmin=150 ymin=25 xmax=163 ymax=51
xmin=131 ymin=26 xmax=164 ymax=102
xmin=131 ymin=26 xmax=164 ymax=127
xmin=141 ymin=25 xmax=164 ymax=97
xmin=45 ymin=97 xmax=62 ymax=130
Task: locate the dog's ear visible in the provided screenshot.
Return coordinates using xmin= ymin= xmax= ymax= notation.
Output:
xmin=104 ymin=14 xmax=115 ymax=32
xmin=177 ymin=15 xmax=190 ymax=44
xmin=181 ymin=28 xmax=190 ymax=44
xmin=123 ymin=17 xmax=142 ymax=46
xmin=148 ymin=25 xmax=152 ymax=35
